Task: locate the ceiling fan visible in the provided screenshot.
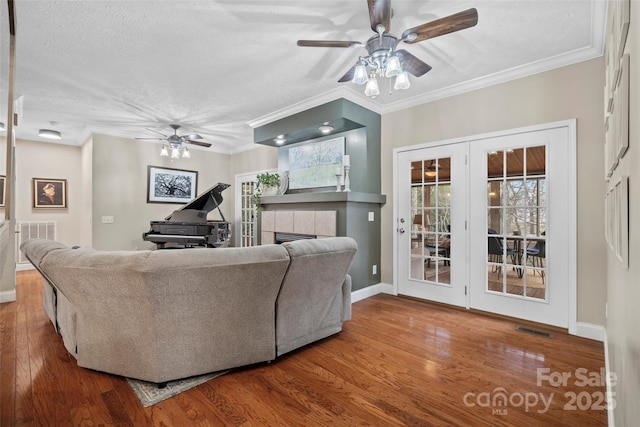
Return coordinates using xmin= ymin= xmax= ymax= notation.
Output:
xmin=297 ymin=0 xmax=478 ymax=97
xmin=136 ymin=124 xmax=212 ymax=158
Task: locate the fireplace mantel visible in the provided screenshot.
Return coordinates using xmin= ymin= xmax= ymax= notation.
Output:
xmin=260 ymin=191 xmax=386 ymax=206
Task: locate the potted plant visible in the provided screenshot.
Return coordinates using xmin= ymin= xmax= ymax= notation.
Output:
xmin=254 ymin=171 xmax=280 ymax=208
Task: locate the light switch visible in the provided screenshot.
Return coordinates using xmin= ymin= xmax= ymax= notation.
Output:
xmin=368 ymin=212 xmax=375 ymax=221
xmin=101 ymin=216 xmax=114 ymax=224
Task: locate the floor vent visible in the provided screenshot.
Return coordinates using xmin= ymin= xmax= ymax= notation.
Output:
xmin=515 ymin=326 xmax=553 ymax=338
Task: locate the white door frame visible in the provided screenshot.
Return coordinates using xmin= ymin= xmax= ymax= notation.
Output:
xmin=393 ymin=120 xmax=578 ymax=334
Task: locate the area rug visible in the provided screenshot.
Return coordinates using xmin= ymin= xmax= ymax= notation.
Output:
xmin=127 ymin=370 xmax=229 ymax=407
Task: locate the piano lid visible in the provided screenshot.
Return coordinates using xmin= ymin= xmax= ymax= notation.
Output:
xmin=165 ymin=182 xmax=230 ymax=220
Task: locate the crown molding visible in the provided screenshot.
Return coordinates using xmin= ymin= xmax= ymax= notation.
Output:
xmin=379 ymin=45 xmax=604 ymax=115
xmin=247 ymin=87 xmax=384 ymax=129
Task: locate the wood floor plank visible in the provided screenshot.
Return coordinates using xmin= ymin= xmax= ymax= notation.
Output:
xmin=1 ymin=270 xmax=607 ymax=426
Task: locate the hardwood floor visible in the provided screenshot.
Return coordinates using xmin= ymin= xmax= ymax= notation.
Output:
xmin=1 ymin=271 xmax=607 ymax=426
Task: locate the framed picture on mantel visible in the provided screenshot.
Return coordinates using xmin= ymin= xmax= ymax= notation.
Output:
xmin=288 ymin=137 xmax=345 ymax=190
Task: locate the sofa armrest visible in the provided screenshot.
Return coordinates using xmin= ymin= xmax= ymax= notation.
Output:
xmin=342 ymin=274 xmax=352 ymax=321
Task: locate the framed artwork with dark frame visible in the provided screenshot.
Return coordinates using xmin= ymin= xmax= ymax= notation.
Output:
xmin=147 ymin=165 xmax=198 ymax=204
xmin=33 ymin=178 xmax=67 ymax=208
xmin=0 ymin=175 xmax=5 ymax=207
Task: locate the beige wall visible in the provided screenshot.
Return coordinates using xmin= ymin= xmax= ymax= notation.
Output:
xmin=91 ymin=134 xmax=233 ymax=250
xmin=14 ymin=139 xmax=92 ymax=248
xmin=605 ymin=1 xmax=639 ymax=424
xmin=381 ymin=58 xmax=606 ymax=326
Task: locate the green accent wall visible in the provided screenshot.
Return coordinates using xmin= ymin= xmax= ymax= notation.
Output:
xmin=255 ymin=98 xmax=385 ymax=291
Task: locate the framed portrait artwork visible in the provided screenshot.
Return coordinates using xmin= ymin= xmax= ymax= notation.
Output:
xmin=147 ymin=165 xmax=198 ymax=204
xmin=0 ymin=175 xmax=5 ymax=207
xmin=33 ymin=178 xmax=67 ymax=208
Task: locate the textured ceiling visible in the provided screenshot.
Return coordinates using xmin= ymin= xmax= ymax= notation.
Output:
xmin=0 ymin=0 xmax=605 ymax=154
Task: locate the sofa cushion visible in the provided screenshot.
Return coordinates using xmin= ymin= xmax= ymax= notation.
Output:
xmin=276 ymin=237 xmax=357 ymax=355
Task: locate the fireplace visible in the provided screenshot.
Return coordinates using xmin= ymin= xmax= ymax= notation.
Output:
xmin=274 ymin=232 xmax=316 ymax=244
xmin=260 ymin=210 xmax=336 ymax=245
xmin=258 ymin=192 xmax=385 ymax=292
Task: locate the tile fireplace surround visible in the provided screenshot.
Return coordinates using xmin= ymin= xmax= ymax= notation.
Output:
xmin=261 ymin=210 xmax=337 ymax=244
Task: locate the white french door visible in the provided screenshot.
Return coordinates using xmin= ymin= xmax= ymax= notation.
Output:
xmin=396 ymin=142 xmax=467 ymax=307
xmin=468 ymin=126 xmax=572 ymax=327
xmin=395 ymin=122 xmax=575 ymax=328
xmin=234 ymin=172 xmax=259 ymax=247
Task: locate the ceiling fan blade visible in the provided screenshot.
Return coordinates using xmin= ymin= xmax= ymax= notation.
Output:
xmin=401 ymin=8 xmax=478 ymax=44
xmin=396 ymin=49 xmax=432 ymax=77
xmin=186 ymin=140 xmax=212 ymax=148
xmin=368 ymin=0 xmax=392 ymax=33
xmin=144 ymin=127 xmax=169 ymax=137
xmin=135 ymin=137 xmax=163 ymax=140
xmin=297 ymin=40 xmax=363 ymax=48
xmin=338 ymin=65 xmax=357 ymax=83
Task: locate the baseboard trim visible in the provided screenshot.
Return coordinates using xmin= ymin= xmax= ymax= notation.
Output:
xmin=603 ymin=328 xmax=615 ymax=427
xmin=16 ymin=263 xmax=34 ymax=272
xmin=351 ymin=282 xmax=394 ymax=303
xmin=0 ymin=290 xmax=16 ymax=303
xmin=573 ymin=322 xmax=605 ymax=342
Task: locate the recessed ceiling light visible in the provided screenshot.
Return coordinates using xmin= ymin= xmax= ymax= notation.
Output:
xmin=319 ymin=123 xmax=333 ymax=134
xmin=38 ymin=129 xmax=62 ymax=140
xmin=274 ymin=134 xmax=286 ymax=145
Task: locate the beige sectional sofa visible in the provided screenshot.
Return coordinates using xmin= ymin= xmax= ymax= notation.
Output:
xmin=20 ymin=237 xmax=357 ymax=385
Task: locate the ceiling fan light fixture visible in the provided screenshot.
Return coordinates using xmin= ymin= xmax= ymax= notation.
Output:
xmin=182 ymin=147 xmax=190 ymax=158
xmin=38 ymin=129 xmax=62 ymax=140
xmin=364 ymin=77 xmax=380 ymax=97
xmin=385 ymin=55 xmax=402 ymax=77
xmin=352 ymin=63 xmax=369 ymax=85
xmin=160 ymin=145 xmax=169 ymax=157
xmin=171 ymin=147 xmax=181 ymax=159
xmin=394 ymin=71 xmax=411 ymax=90
xmin=425 ymin=160 xmax=438 ymax=177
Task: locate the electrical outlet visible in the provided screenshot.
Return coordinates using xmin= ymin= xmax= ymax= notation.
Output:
xmin=368 ymin=212 xmax=374 ymax=221
xmin=101 ymin=216 xmax=114 ymax=224
xmin=372 ymin=265 xmax=377 ymax=275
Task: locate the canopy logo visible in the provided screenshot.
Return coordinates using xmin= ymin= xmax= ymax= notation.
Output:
xmin=462 ymin=368 xmax=616 ymax=416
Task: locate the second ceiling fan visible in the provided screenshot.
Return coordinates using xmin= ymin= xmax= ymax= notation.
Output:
xmin=136 ymin=124 xmax=212 ymax=159
xmin=297 ymin=0 xmax=478 ymax=97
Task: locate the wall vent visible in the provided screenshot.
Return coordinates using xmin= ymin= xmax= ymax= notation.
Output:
xmin=16 ymin=222 xmax=56 ymax=264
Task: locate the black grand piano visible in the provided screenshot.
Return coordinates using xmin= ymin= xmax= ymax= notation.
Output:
xmin=143 ymin=182 xmax=230 ymax=249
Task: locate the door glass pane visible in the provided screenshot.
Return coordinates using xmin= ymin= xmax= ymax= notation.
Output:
xmin=486 ymin=146 xmax=547 ymax=300
xmin=410 ymin=156 xmax=451 ymax=285
xmin=240 ymin=181 xmax=256 ymax=247
xmin=506 ymin=148 xmax=524 ymax=176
